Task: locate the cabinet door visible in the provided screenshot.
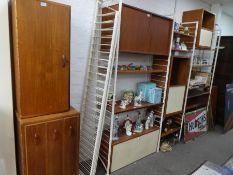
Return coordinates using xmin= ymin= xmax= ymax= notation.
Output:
xmin=14 ymin=0 xmax=70 ymax=117
xmin=47 ymin=119 xmax=64 ymax=175
xmin=119 ymin=5 xmax=151 ymax=53
xmin=25 ymin=123 xmax=46 ymax=175
xmin=63 ymin=117 xmax=79 ymax=175
xmin=149 ymin=15 xmax=172 ymax=55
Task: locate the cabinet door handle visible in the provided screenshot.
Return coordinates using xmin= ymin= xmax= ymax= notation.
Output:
xmin=61 ymin=55 xmax=69 ymax=68
xmin=69 ymin=126 xmax=73 ymax=136
xmin=147 ymin=14 xmax=151 ymax=18
xmin=34 ymin=133 xmax=41 ymax=145
xmin=53 ymin=129 xmax=58 ymax=140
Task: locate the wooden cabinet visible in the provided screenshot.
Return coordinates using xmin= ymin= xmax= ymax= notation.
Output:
xmin=11 ymin=0 xmax=71 ymax=118
xmin=182 ymin=9 xmax=215 ymax=48
xmin=17 ymin=108 xmax=80 ymax=175
xmin=119 ymin=4 xmax=173 ymax=55
xmin=120 ymin=5 xmax=151 ymax=53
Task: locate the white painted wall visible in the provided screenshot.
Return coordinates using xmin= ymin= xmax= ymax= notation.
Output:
xmin=220 ymin=12 xmax=233 ymax=36
xmin=0 ymin=0 xmax=17 ymax=175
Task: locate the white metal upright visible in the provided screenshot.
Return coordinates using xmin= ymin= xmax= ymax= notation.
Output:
xmin=79 ymin=0 xmax=121 ymax=174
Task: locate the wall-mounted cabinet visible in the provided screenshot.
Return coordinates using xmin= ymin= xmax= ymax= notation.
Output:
xmin=182 ymin=9 xmax=215 ymax=48
xmin=116 ymin=4 xmax=173 ymax=55
xmin=11 ymin=0 xmax=71 ymax=118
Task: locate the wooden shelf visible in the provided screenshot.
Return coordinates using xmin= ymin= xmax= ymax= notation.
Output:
xmin=108 ymin=101 xmax=163 ymax=114
xmin=186 ymin=103 xmax=206 ymax=111
xmin=192 ymin=64 xmax=212 ymax=68
xmin=112 ymin=126 xmax=160 ymax=145
xmin=173 ymin=56 xmax=191 ymax=60
xmin=161 ymin=127 xmax=181 ymax=137
xmin=172 ymin=49 xmax=193 ymax=53
xmin=188 ymin=90 xmax=210 ymax=99
xmin=174 ymin=31 xmax=194 ymax=38
xmin=165 ymin=110 xmax=183 ymax=117
xmin=117 ymin=69 xmax=165 ymax=74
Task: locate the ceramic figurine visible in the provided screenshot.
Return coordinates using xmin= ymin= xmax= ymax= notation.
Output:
xmin=124 ymin=119 xmax=133 ymax=136
xmin=120 ymin=100 xmax=127 ymax=109
xmin=123 ymin=91 xmax=134 ymax=104
xmin=184 ymin=26 xmax=190 ymax=35
xmin=175 ymin=37 xmax=181 ymax=50
xmin=112 ymin=115 xmax=120 ymax=141
xmin=145 ymin=116 xmax=150 ymax=130
xmin=174 ymin=22 xmax=180 ymax=32
xmin=181 ymin=42 xmax=187 ymax=50
xmin=134 ymin=112 xmax=143 ymax=133
xmin=134 ymin=91 xmax=143 ymax=107
xmin=149 ymin=111 xmax=155 ymax=128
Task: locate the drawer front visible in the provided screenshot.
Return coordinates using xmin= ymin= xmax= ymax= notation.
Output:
xmin=63 ymin=117 xmax=79 ymax=175
xmin=25 ymin=123 xmax=46 ymax=175
xmin=47 ymin=119 xmax=64 ymax=175
xmin=111 ymin=131 xmax=159 ymax=172
xmin=166 ymin=86 xmax=186 ymax=114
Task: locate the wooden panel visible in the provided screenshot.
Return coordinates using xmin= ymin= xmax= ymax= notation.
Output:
xmin=47 ymin=119 xmax=63 ymax=175
xmin=12 ymin=0 xmax=70 ymax=117
xmin=166 ymin=86 xmax=186 ymax=114
xmin=63 ymin=116 xmax=79 ymax=175
xmin=111 ymin=131 xmax=158 ymax=172
xmin=149 ymin=15 xmax=172 ymax=55
xmin=25 ymin=123 xmax=46 ymax=175
xmin=119 ymin=5 xmax=150 ymax=53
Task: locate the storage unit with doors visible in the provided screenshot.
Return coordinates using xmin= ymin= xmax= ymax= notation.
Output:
xmin=182 ymin=9 xmax=215 ymax=48
xmin=11 ymin=0 xmax=71 ymax=118
xmin=161 ymin=22 xmax=199 ymax=143
xmin=97 ymin=3 xmax=173 ymax=174
xmin=16 ymin=108 xmax=80 ymax=175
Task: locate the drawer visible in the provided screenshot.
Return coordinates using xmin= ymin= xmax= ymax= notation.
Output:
xmin=111 ymin=130 xmax=159 ymax=172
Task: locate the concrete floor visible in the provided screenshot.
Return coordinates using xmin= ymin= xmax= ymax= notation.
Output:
xmin=96 ymin=126 xmax=233 ymax=175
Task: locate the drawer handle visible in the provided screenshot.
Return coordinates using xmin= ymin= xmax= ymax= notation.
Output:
xmin=53 ymin=129 xmax=58 ymax=140
xmin=69 ymin=126 xmax=74 ymax=136
xmin=34 ymin=133 xmax=41 ymax=145
xmin=147 ymin=14 xmax=151 ymax=17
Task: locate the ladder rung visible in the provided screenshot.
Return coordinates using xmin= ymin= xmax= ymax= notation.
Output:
xmin=92 ymin=58 xmax=109 ymax=62
xmin=97 ymin=12 xmax=115 ymax=17
xmin=95 ymin=28 xmax=113 ymax=31
xmin=93 ymin=35 xmax=112 ymax=39
xmin=89 ymin=71 xmax=106 ymax=77
xmin=97 ymin=43 xmax=111 ymax=46
xmin=97 ymin=51 xmax=110 ymax=54
xmin=96 ymin=20 xmax=114 ymax=24
xmin=90 ymin=65 xmax=108 ymax=69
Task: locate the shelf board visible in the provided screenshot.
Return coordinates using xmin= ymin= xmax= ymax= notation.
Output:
xmin=165 ymin=110 xmax=183 ymax=117
xmin=192 ymin=64 xmax=212 ymax=68
xmin=161 ymin=127 xmax=181 ymax=137
xmin=112 ymin=126 xmax=160 ymax=145
xmin=117 ymin=70 xmax=165 ymax=74
xmin=188 ymin=90 xmax=210 ymax=99
xmin=174 ymin=31 xmax=194 ymax=38
xmin=108 ymin=101 xmax=163 ymax=114
xmin=172 ymin=49 xmax=193 ymax=53
xmin=186 ymin=103 xmax=206 ymax=111
xmin=173 ymin=56 xmax=191 ymax=60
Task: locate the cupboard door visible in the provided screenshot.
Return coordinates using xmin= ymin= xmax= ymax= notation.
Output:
xmin=47 ymin=120 xmax=63 ymax=175
xmin=149 ymin=15 xmax=172 ymax=55
xmin=25 ymin=123 xmax=46 ymax=175
xmin=13 ymin=0 xmax=70 ymax=117
xmin=119 ymin=5 xmax=151 ymax=53
xmin=63 ymin=117 xmax=79 ymax=175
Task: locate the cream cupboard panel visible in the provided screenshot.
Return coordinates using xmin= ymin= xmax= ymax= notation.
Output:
xmin=199 ymin=28 xmax=213 ymax=47
xmin=166 ymin=86 xmax=186 ymax=114
xmin=111 ymin=130 xmax=159 ymax=172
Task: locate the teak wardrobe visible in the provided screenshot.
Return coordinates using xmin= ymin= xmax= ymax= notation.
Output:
xmin=10 ymin=0 xmax=80 ymax=175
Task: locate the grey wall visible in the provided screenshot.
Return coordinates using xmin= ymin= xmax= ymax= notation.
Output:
xmin=0 ymin=0 xmax=17 ymax=174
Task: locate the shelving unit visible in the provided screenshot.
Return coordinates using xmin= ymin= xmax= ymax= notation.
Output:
xmin=160 ymin=22 xmax=199 ymax=142
xmin=181 ymin=9 xmax=222 ymax=142
xmin=97 ymin=1 xmax=174 ymax=174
